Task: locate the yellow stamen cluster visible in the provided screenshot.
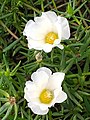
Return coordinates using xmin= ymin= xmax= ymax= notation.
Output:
xmin=39 ymin=89 xmax=54 ymax=104
xmin=45 ymin=32 xmax=58 ymax=44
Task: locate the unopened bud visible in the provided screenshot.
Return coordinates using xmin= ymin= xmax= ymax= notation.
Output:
xmin=35 ymin=52 xmax=42 ymax=62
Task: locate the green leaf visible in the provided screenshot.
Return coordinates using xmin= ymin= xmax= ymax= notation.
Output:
xmin=12 ymin=46 xmax=22 ymax=56
xmin=76 ymin=60 xmax=82 ymax=75
xmin=63 ymin=84 xmax=83 ymax=109
xmin=75 ymin=24 xmax=82 ymax=39
xmin=0 ymin=13 xmax=13 ymax=20
xmin=60 ymin=50 xmax=66 ymax=71
xmin=63 ymin=84 xmax=72 ymax=100
xmin=3 ymin=54 xmax=9 ymax=72
xmin=3 ymin=37 xmax=21 ymax=52
xmin=83 ymin=57 xmax=89 ymax=73
xmin=71 ymin=95 xmax=83 ymax=109
xmin=10 ymin=61 xmax=21 ymax=76
xmin=63 ymin=58 xmax=75 ymax=73
xmin=0 ymin=89 xmax=9 ymax=97
xmin=73 ymin=1 xmax=87 ymax=14
xmin=2 ymin=105 xmax=13 ymax=120
xmin=77 ymin=113 xmax=84 ymax=120
xmin=80 ymin=31 xmax=90 ymax=54
xmin=63 ymin=112 xmax=72 ymax=120
xmin=73 ymin=115 xmax=77 ymax=120
xmin=52 ymin=0 xmax=57 ymax=10
xmin=67 ymin=3 xmax=73 ymax=17
xmin=0 ymin=97 xmax=8 ymax=102
xmin=85 ymin=117 xmax=90 ymax=120
xmin=42 ymin=62 xmax=58 ymax=67
xmin=14 ymin=103 xmax=18 ymax=120
xmin=77 ymin=29 xmax=85 ymax=41
xmin=0 ymin=102 xmax=10 ymax=115
xmin=0 ymin=0 xmax=6 ymax=12
xmin=78 ymin=91 xmax=90 ymax=96
xmin=73 ymin=92 xmax=83 ymax=102
xmin=84 ymin=96 xmax=90 ymax=113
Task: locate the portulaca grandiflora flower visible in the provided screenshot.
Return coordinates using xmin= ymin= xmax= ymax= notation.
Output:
xmin=24 ymin=67 xmax=67 ymax=115
xmin=23 ymin=11 xmax=70 ymax=53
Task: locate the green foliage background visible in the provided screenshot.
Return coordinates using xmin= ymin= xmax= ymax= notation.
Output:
xmin=0 ymin=0 xmax=90 ymax=120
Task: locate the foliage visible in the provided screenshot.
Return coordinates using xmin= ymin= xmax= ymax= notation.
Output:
xmin=0 ymin=0 xmax=90 ymax=119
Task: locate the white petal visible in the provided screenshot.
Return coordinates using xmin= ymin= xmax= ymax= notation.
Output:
xmin=42 ymin=11 xmax=57 ymax=23
xmin=57 ymin=16 xmax=70 ymax=40
xmin=47 ymin=72 xmax=65 ymax=90
xmin=31 ymin=71 xmax=49 ymax=90
xmin=23 ymin=20 xmax=34 ymax=37
xmin=43 ymin=44 xmax=53 ymax=53
xmin=54 ymin=39 xmax=61 ymax=45
xmin=55 ymin=21 xmax=62 ymax=40
xmin=34 ymin=14 xmax=53 ymax=35
xmin=24 ymin=91 xmax=30 ymax=102
xmin=28 ymin=102 xmax=49 ymax=115
xmin=35 ymin=12 xmax=58 ymax=34
xmin=27 ymin=38 xmax=44 ymax=50
xmin=56 ymin=44 xmax=64 ymax=49
xmin=24 ymin=81 xmax=39 ymax=102
xmin=25 ymin=81 xmax=37 ymax=91
xmin=53 ymin=72 xmax=65 ymax=83
xmin=37 ymin=67 xmax=52 ymax=76
xmin=53 ymin=41 xmax=64 ymax=50
xmin=24 ymin=86 xmax=39 ymax=100
xmin=23 ymin=20 xmax=48 ymax=40
xmin=56 ymin=91 xmax=67 ymax=103
xmin=29 ymin=97 xmax=40 ymax=103
xmin=40 ymin=104 xmax=49 ymax=110
xmin=29 ymin=99 xmax=52 ymax=110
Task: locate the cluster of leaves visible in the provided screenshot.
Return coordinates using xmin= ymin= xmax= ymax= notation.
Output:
xmin=0 ymin=0 xmax=90 ymax=120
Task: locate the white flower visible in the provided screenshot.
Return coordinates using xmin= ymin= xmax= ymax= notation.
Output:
xmin=24 ymin=67 xmax=67 ymax=115
xmin=23 ymin=11 xmax=70 ymax=53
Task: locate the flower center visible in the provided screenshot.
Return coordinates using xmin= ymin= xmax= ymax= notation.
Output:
xmin=39 ymin=89 xmax=54 ymax=104
xmin=45 ymin=32 xmax=58 ymax=44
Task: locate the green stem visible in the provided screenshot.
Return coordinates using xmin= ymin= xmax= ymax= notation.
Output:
xmin=66 ymin=72 xmax=90 ymax=78
xmin=52 ymin=0 xmax=57 ymax=10
xmin=23 ymin=2 xmax=41 ymax=14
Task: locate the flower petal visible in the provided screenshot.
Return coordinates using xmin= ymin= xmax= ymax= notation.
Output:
xmin=56 ymin=44 xmax=64 ymax=49
xmin=25 ymin=81 xmax=37 ymax=91
xmin=47 ymin=72 xmax=65 ymax=90
xmin=43 ymin=44 xmax=53 ymax=53
xmin=28 ymin=102 xmax=49 ymax=115
xmin=23 ymin=20 xmax=45 ymax=40
xmin=56 ymin=91 xmax=67 ymax=103
xmin=23 ymin=20 xmax=34 ymax=37
xmin=35 ymin=12 xmax=58 ymax=34
xmin=54 ymin=20 xmax=62 ymax=40
xmin=37 ymin=67 xmax=52 ymax=76
xmin=27 ymin=38 xmax=44 ymax=50
xmin=31 ymin=71 xmax=49 ymax=90
xmin=24 ymin=81 xmax=39 ymax=102
xmin=29 ymin=98 xmax=52 ymax=110
xmin=24 ymin=90 xmax=39 ymax=102
xmin=54 ymin=39 xmax=61 ymax=45
xmin=42 ymin=11 xmax=57 ymax=23
xmin=57 ymin=16 xmax=70 ymax=39
xmin=34 ymin=14 xmax=53 ymax=35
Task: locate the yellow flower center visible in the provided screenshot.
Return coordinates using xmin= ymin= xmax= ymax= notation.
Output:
xmin=45 ymin=32 xmax=58 ymax=44
xmin=39 ymin=89 xmax=54 ymax=104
